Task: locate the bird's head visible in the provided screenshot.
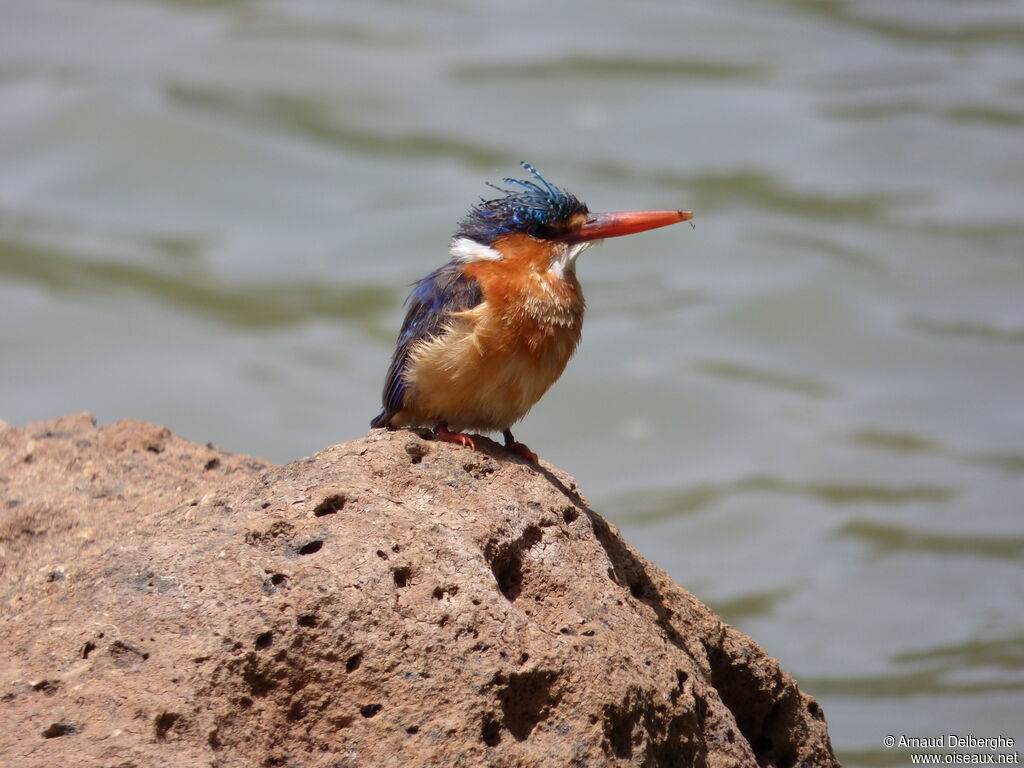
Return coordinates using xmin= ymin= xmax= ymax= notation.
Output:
xmin=451 ymin=162 xmax=692 ymax=277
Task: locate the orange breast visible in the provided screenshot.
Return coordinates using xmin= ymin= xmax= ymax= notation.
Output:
xmin=392 ymin=241 xmax=585 ymax=432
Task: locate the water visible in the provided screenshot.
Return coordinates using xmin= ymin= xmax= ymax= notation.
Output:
xmin=2 ymin=0 xmax=1023 ymax=762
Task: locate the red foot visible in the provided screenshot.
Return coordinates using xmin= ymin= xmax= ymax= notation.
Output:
xmin=503 ymin=430 xmax=538 ymax=463
xmin=508 ymin=442 xmax=539 ymax=463
xmin=436 ymin=422 xmax=475 ymax=451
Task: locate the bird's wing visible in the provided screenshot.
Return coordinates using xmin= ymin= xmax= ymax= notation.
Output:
xmin=372 ymin=262 xmax=484 ymax=427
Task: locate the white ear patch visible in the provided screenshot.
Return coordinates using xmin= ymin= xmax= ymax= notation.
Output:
xmin=549 ymin=241 xmax=593 ymax=278
xmin=449 ymin=237 xmax=503 ymax=262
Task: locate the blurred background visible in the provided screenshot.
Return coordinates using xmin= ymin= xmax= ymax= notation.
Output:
xmin=2 ymin=0 xmax=1022 ymax=763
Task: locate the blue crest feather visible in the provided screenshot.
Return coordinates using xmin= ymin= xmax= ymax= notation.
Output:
xmin=456 ymin=161 xmax=588 ymax=245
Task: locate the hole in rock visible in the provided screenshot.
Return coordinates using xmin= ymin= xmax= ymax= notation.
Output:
xmin=262 ymin=573 xmax=288 ymax=594
xmin=314 ymin=494 xmax=346 ymax=517
xmin=297 ymin=540 xmax=323 ymax=556
xmin=153 ymin=712 xmax=180 ymax=741
xmin=42 ymin=722 xmax=76 ymax=738
xmin=484 ymin=526 xmax=542 ymax=602
xmin=481 ymin=714 xmax=502 ymax=746
xmin=497 ymin=669 xmax=560 ymax=742
xmin=393 ymin=566 xmax=411 ymax=588
xmin=255 ymin=632 xmax=273 ymax=649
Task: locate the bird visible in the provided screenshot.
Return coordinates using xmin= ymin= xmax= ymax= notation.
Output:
xmin=370 ymin=162 xmax=692 ymax=462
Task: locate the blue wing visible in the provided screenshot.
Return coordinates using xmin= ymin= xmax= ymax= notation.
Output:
xmin=371 ymin=262 xmax=483 ymax=428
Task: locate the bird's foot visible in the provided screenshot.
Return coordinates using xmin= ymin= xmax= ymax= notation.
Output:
xmin=436 ymin=422 xmax=475 ymax=451
xmin=503 ymin=429 xmax=539 ymax=463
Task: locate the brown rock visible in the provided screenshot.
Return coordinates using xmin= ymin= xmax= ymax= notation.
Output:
xmin=0 ymin=414 xmax=838 ymax=767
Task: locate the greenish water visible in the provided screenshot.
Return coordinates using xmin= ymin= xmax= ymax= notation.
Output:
xmin=2 ymin=0 xmax=1022 ymax=762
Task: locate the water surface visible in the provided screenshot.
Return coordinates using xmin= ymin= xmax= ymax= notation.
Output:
xmin=2 ymin=0 xmax=1023 ymax=761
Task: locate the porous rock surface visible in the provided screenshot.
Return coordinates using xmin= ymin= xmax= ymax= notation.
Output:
xmin=0 ymin=414 xmax=838 ymax=768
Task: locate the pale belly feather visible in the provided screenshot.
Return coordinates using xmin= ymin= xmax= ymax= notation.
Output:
xmin=395 ymin=302 xmax=582 ymax=432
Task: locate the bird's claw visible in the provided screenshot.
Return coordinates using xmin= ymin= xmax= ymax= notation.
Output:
xmin=502 ymin=429 xmax=538 ymax=463
xmin=507 ymin=442 xmax=539 ymax=463
xmin=436 ymin=423 xmax=476 ymax=451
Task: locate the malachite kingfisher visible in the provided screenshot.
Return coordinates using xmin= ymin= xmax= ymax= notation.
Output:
xmin=371 ymin=162 xmax=692 ymax=462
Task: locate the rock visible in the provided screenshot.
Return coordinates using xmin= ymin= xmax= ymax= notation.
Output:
xmin=0 ymin=414 xmax=838 ymax=768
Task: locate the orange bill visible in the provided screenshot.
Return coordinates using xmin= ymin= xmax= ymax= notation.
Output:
xmin=569 ymin=210 xmax=693 ymax=241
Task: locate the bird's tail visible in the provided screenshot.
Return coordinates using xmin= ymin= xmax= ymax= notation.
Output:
xmin=370 ymin=410 xmax=389 ymax=429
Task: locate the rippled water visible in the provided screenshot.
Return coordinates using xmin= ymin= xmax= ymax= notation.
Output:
xmin=2 ymin=0 xmax=1023 ymax=762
